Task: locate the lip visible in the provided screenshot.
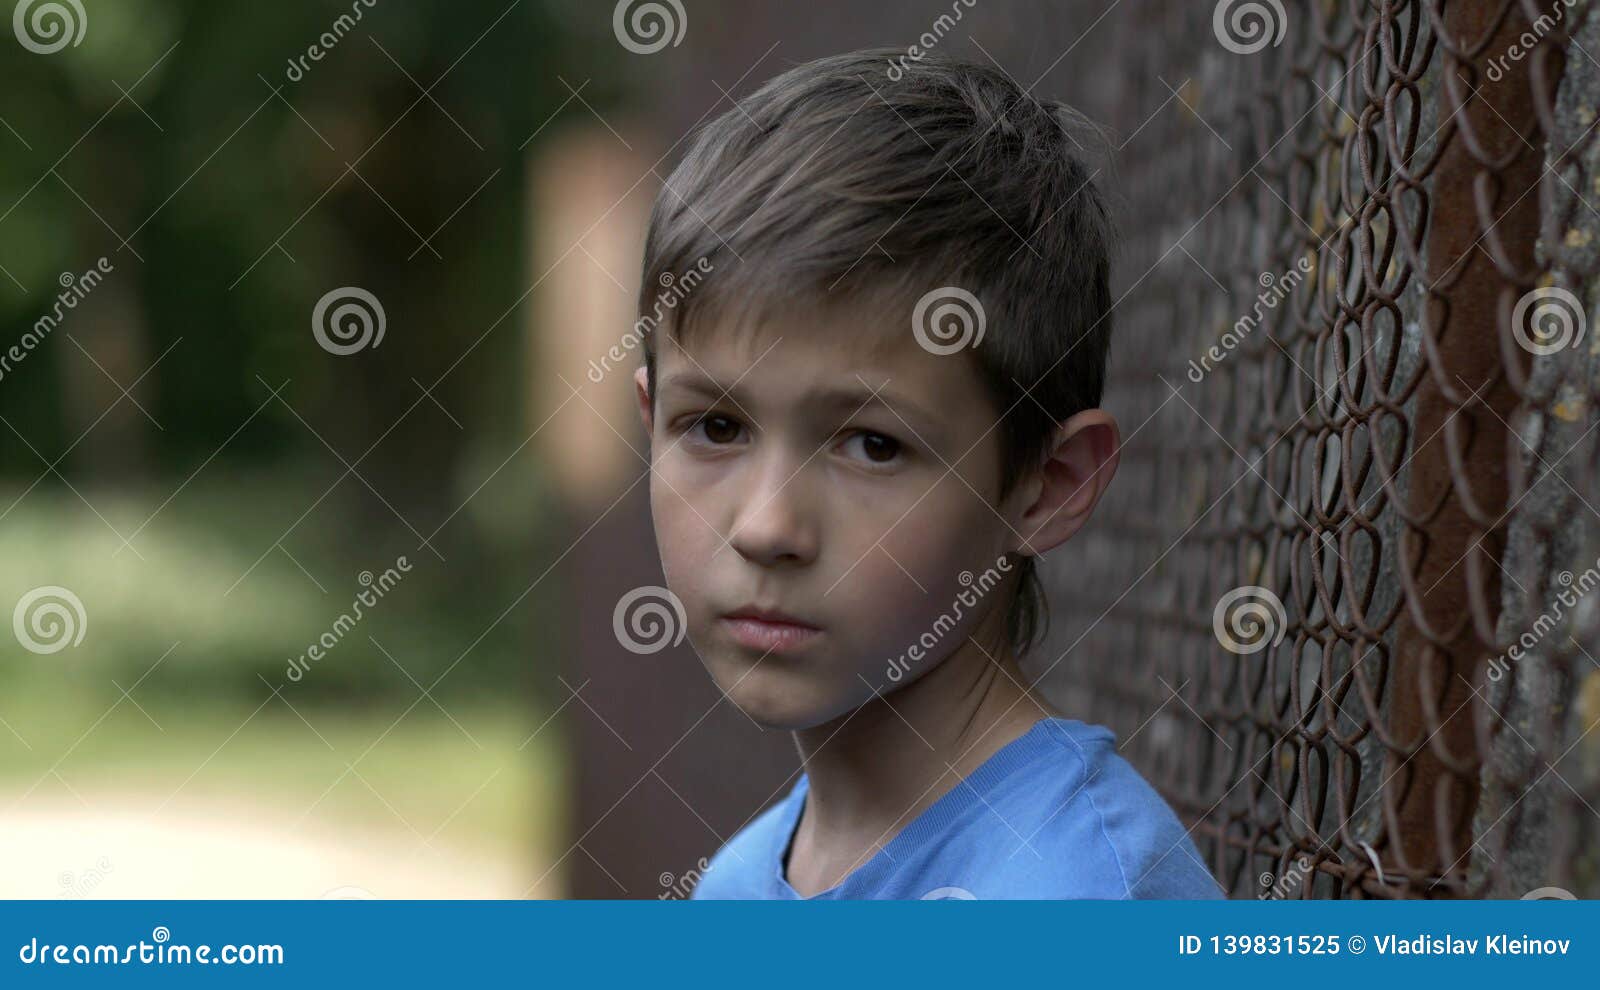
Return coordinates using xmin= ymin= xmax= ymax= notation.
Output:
xmin=719 ymin=607 xmax=821 ymax=653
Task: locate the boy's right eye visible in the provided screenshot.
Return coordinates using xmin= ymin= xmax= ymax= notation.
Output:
xmin=684 ymin=413 xmax=744 ymax=446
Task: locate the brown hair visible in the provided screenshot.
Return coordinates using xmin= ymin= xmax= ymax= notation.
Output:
xmin=638 ymin=47 xmax=1117 ymax=659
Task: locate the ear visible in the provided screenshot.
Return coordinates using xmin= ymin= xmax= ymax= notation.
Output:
xmin=634 ymin=365 xmax=654 ymax=437
xmin=1011 ymin=409 xmax=1121 ymax=557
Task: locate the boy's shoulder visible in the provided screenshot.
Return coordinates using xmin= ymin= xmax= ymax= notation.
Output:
xmin=895 ymin=717 xmax=1223 ymax=899
xmin=992 ymin=718 xmax=1224 ymax=899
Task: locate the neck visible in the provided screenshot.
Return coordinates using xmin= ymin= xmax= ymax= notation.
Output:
xmin=791 ymin=610 xmax=1058 ymax=856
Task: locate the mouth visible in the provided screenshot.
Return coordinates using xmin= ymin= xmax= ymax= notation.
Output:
xmin=719 ymin=606 xmax=822 ymax=653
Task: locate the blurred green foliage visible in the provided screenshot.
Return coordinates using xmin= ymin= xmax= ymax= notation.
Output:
xmin=0 ymin=1 xmax=634 ymax=705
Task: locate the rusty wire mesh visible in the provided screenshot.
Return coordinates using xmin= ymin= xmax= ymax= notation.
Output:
xmin=1033 ymin=0 xmax=1600 ymax=899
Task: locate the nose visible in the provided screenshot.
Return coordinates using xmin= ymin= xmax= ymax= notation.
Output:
xmin=728 ymin=454 xmax=819 ymax=568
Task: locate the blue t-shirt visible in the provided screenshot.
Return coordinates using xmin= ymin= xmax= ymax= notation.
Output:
xmin=691 ymin=716 xmax=1224 ymax=899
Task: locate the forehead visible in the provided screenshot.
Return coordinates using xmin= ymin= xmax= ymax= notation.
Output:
xmin=655 ymin=301 xmax=999 ymax=427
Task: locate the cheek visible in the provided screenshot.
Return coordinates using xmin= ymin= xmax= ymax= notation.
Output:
xmin=881 ymin=473 xmax=1002 ymax=583
xmin=650 ymin=467 xmax=742 ymax=647
xmin=829 ymin=478 xmax=1006 ymax=648
xmin=650 ymin=471 xmax=713 ymax=586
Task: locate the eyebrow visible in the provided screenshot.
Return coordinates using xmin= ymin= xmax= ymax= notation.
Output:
xmin=657 ymin=371 xmax=944 ymax=435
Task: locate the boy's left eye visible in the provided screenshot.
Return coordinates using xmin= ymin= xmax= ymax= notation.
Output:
xmin=839 ymin=430 xmax=903 ymax=466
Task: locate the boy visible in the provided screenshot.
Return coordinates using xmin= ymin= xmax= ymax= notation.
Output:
xmin=630 ymin=49 xmax=1222 ymax=899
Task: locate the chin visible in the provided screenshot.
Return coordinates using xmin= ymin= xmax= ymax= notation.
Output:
xmin=709 ymin=659 xmax=864 ymax=731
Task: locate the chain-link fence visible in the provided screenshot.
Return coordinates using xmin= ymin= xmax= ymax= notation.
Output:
xmin=1034 ymin=0 xmax=1600 ymax=899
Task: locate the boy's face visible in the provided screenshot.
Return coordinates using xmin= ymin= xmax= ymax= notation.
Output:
xmin=635 ymin=305 xmax=1030 ymax=730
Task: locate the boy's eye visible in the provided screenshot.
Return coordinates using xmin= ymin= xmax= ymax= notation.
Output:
xmin=690 ymin=413 xmax=743 ymax=445
xmin=841 ymin=430 xmax=902 ymax=466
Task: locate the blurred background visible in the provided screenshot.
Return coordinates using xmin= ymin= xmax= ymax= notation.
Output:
xmin=4 ymin=0 xmax=1599 ymax=900
xmin=0 ymin=0 xmax=593 ymax=898
xmin=0 ymin=0 xmax=1105 ymax=901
